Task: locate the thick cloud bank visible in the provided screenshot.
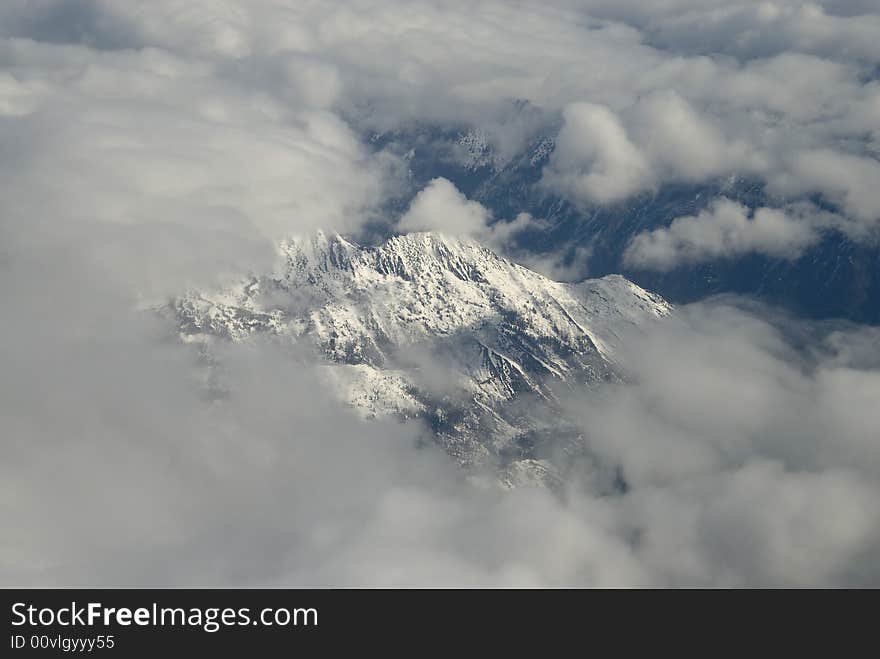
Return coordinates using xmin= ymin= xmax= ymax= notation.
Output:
xmin=1 ymin=1 xmax=879 ymax=586
xmin=4 ymin=251 xmax=879 ymax=586
xmin=565 ymin=303 xmax=880 ymax=585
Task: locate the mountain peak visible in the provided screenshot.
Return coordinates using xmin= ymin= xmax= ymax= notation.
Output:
xmin=172 ymin=232 xmax=671 ymax=471
xmin=384 ymin=230 xmax=486 ymax=251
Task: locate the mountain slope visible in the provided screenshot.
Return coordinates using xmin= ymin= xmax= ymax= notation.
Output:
xmin=171 ymin=231 xmax=671 ymax=479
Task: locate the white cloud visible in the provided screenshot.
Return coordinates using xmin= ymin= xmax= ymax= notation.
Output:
xmin=624 ymin=198 xmax=832 ymax=270
xmin=0 ymin=39 xmax=390 ymax=299
xmin=621 ymin=460 xmax=878 ymax=585
xmin=563 ymin=302 xmax=880 ymax=585
xmin=786 ymin=149 xmax=880 ymax=232
xmin=592 ymin=1 xmax=880 ymax=62
xmin=541 ymin=93 xmax=768 ymax=205
xmin=398 ymin=177 xmax=490 ymax=236
xmin=542 ymin=102 xmax=653 ymax=204
xmin=628 ymin=91 xmax=764 ymax=181
xmin=2 ymin=0 xmax=878 ymax=236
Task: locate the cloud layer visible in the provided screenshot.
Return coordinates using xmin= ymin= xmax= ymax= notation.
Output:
xmin=564 ymin=303 xmax=880 ymax=585
xmin=3 ymin=1 xmax=879 ymax=250
xmin=4 ymin=250 xmax=879 ymax=586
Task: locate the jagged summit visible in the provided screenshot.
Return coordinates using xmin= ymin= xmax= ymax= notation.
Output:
xmin=287 ymin=230 xmax=516 ymax=281
xmin=172 ymin=231 xmax=671 ymax=478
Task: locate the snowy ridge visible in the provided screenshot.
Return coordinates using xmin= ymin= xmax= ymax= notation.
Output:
xmin=457 ymin=129 xmax=495 ymax=171
xmin=172 ymin=231 xmax=671 ymax=474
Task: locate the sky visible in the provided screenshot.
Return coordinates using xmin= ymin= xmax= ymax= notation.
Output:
xmin=1 ymin=0 xmax=879 ymax=586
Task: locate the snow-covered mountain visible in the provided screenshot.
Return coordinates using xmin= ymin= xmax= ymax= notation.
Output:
xmin=171 ymin=231 xmax=671 ymax=484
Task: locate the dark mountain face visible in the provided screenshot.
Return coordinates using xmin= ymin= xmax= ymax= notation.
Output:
xmin=372 ymin=124 xmax=880 ymax=324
